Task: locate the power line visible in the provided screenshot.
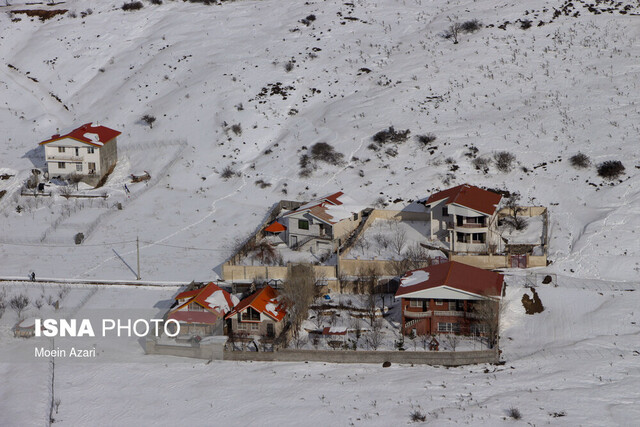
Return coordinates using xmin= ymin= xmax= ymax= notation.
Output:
xmin=141 ymin=241 xmax=228 ymax=252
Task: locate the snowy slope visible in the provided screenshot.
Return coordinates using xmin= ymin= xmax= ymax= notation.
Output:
xmin=0 ymin=0 xmax=638 ymax=283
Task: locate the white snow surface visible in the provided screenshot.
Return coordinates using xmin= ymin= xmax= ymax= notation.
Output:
xmin=500 ymin=216 xmax=545 ymax=245
xmin=399 ymin=269 xmax=430 ymax=288
xmin=0 ymin=0 xmax=639 ymax=424
xmin=204 ymin=290 xmax=236 ymax=313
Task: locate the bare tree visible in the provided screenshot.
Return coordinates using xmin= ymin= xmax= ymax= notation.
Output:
xmin=448 ymin=22 xmax=462 ymax=44
xmin=142 ymin=114 xmax=156 ymax=129
xmin=66 ymin=174 xmax=83 ymax=190
xmin=473 ymin=297 xmax=503 ymax=349
xmin=312 ymin=309 xmax=325 ymax=330
xmin=281 ymin=264 xmax=317 ymax=343
xmin=390 ymin=225 xmax=407 ymax=256
xmin=366 ymin=319 xmax=383 ymax=350
xmin=255 ymin=239 xmax=277 ymax=265
xmin=442 ymin=332 xmax=460 ymax=351
xmin=504 ymin=193 xmax=526 ymax=230
xmin=10 ymin=294 xmax=29 ymax=319
xmin=362 ymin=266 xmax=380 ymax=326
xmin=403 ymin=243 xmax=432 ymax=270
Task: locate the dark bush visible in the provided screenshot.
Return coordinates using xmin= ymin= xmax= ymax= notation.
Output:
xmin=416 ymin=133 xmax=436 ymax=146
xmin=74 ymin=233 xmax=85 ymax=245
xmin=141 ymin=114 xmax=156 ymax=128
xmin=372 ymin=126 xmax=410 ymax=145
xmin=410 ymin=410 xmax=427 ymax=422
xmin=597 ymin=160 xmax=625 ymax=180
xmin=122 ymin=1 xmax=143 ymax=11
xmin=284 ymin=61 xmax=294 ymax=72
xmin=310 ymin=142 xmax=344 ymax=163
xmin=220 ymin=166 xmax=236 ymax=179
xmin=569 ymin=152 xmax=590 ymax=169
xmin=460 ymin=19 xmax=482 ymax=33
xmin=494 ymin=151 xmax=515 ymax=172
xmin=254 ymin=179 xmax=272 ymax=189
xmin=520 ymin=19 xmax=532 ymax=29
xmin=230 ymin=123 xmax=242 ymax=136
xmin=507 ymin=407 xmax=522 ymax=420
xmin=473 ymin=157 xmax=490 ymax=174
xmin=150 ymin=0 xmax=162 ymax=4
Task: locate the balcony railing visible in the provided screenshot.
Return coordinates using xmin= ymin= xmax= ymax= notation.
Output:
xmin=404 ymin=309 xmax=481 ymax=319
xmin=46 ymin=154 xmax=83 ymax=162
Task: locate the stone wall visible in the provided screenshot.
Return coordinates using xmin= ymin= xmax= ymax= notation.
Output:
xmin=223 ymin=348 xmax=498 ymax=366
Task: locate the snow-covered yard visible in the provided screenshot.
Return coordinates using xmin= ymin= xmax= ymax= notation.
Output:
xmin=346 ymin=219 xmax=446 ymax=261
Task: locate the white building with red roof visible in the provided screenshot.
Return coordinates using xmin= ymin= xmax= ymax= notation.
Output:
xmin=167 ymin=282 xmax=239 ymax=337
xmin=39 ymin=122 xmax=120 ymax=185
xmin=225 ymin=285 xmax=287 ymax=339
xmin=424 ymin=184 xmax=503 ymax=253
xmin=270 ymin=191 xmax=366 ymax=253
xmin=395 ymin=261 xmax=504 ymax=341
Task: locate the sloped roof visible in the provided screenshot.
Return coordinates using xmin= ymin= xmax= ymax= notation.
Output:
xmin=395 ymin=261 xmax=503 ymax=299
xmin=425 ymin=184 xmax=502 ymax=216
xmin=264 ymin=222 xmax=286 ymax=233
xmin=170 ymin=282 xmax=238 ymax=320
xmin=284 ymin=191 xmax=363 ymax=225
xmin=225 ymin=285 xmax=286 ymax=322
xmin=39 ymin=123 xmax=121 ymax=147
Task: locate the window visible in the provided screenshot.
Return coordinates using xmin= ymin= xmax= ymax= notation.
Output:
xmin=437 ymin=322 xmax=460 ymax=333
xmin=237 ymin=322 xmax=248 ymax=331
xmin=76 ymin=163 xmax=83 ymax=172
xmin=472 ymin=233 xmax=486 ymax=243
xmin=75 ymin=148 xmax=80 ymax=156
xmin=189 ymin=304 xmax=204 ymax=311
xmin=434 ymin=299 xmax=444 ymax=306
xmin=442 ymin=206 xmax=449 ymax=217
xmin=58 ymin=162 xmax=66 ymax=169
xmin=298 ymin=219 xmax=309 ymax=230
xmin=409 ymin=299 xmax=422 ymax=308
xmin=58 ymin=147 xmax=65 ymax=153
xmin=456 ymin=232 xmax=470 ymax=243
xmin=88 ymin=162 xmax=96 ymax=173
xmin=87 ymin=147 xmax=95 ymax=154
xmin=470 ymin=324 xmax=487 ymax=334
xmin=250 ymin=323 xmax=260 ymax=331
xmin=241 ymin=307 xmax=260 ymax=321
xmin=448 ymin=301 xmax=457 ymax=311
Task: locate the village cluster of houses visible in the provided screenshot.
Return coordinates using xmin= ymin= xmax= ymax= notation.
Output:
xmin=33 ymin=124 xmax=536 ymax=348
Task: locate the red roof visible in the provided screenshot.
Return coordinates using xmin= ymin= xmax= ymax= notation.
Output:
xmin=395 ymin=261 xmax=504 ymax=299
xmin=264 ymin=222 xmax=286 ymax=233
xmin=425 ymin=184 xmax=502 ymax=216
xmin=225 ymin=285 xmax=286 ymax=322
xmin=170 ymin=282 xmax=238 ymax=321
xmin=39 ymin=123 xmax=121 ymax=147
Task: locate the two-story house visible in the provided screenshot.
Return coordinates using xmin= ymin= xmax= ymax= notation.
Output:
xmin=396 ymin=261 xmax=504 ymax=339
xmin=424 ymin=184 xmax=503 ymax=253
xmin=270 ymin=191 xmax=365 ymax=253
xmin=225 ymin=285 xmax=286 ymax=339
xmin=39 ymin=122 xmax=120 ymax=185
xmin=167 ymin=282 xmax=239 ymax=337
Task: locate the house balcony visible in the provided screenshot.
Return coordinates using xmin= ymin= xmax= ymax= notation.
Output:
xmin=446 ymin=222 xmax=487 ymax=231
xmin=404 ymin=309 xmax=481 ymax=319
xmin=46 ymin=154 xmax=84 ymax=162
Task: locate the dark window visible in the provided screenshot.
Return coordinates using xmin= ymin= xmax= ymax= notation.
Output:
xmin=87 ymin=147 xmax=95 ymax=154
xmin=472 ymin=233 xmax=486 ymax=243
xmin=456 ymin=232 xmax=470 ymax=243
xmin=457 ymin=215 xmax=463 ymax=226
xmin=58 ymin=147 xmax=65 ymax=153
xmin=242 ymin=307 xmax=261 ymax=321
xmin=442 ymin=207 xmax=449 ymax=217
xmin=58 ymin=162 xmax=66 ymax=169
xmin=298 ymin=219 xmax=309 ymax=230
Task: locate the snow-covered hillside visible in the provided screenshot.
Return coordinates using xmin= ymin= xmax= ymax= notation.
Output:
xmin=1 ymin=0 xmax=640 ymax=425
xmin=0 ymin=0 xmax=638 ymax=282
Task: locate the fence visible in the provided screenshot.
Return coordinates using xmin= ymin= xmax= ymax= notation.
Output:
xmin=146 ymin=337 xmax=498 ymax=365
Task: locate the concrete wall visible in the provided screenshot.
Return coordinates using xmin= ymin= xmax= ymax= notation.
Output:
xmin=145 ymin=337 xmax=227 ymax=360
xmin=497 ymin=206 xmax=547 ymax=217
xmin=451 ymin=254 xmax=548 ymax=269
xmin=223 ymin=348 xmax=498 ymax=366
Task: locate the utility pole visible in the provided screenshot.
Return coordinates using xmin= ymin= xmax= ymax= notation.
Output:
xmin=136 ymin=236 xmax=141 ymax=280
